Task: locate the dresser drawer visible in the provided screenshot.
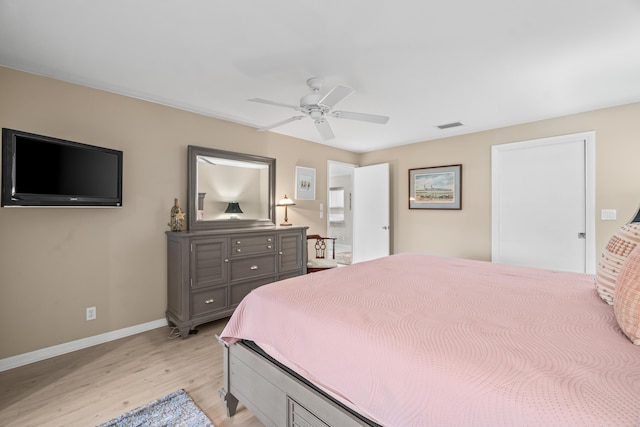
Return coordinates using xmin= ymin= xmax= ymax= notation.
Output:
xmin=231 ymin=234 xmax=276 ymax=256
xmin=230 ymin=254 xmax=276 ymax=281
xmin=191 ymin=287 xmax=227 ymax=317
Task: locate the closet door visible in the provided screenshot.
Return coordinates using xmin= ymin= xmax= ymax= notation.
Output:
xmin=492 ymin=132 xmax=595 ymax=273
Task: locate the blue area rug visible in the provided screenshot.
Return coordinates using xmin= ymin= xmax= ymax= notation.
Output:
xmin=97 ymin=389 xmax=213 ymax=427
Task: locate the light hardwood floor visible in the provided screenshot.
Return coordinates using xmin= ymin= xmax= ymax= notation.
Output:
xmin=0 ymin=318 xmax=263 ymax=427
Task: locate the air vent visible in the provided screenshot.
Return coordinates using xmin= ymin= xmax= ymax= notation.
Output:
xmin=437 ymin=121 xmax=463 ymax=130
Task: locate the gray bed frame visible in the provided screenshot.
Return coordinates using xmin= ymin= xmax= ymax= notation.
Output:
xmin=219 ymin=339 xmax=377 ymax=427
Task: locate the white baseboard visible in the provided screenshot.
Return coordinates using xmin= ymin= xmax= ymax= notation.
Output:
xmin=0 ymin=318 xmax=168 ymax=373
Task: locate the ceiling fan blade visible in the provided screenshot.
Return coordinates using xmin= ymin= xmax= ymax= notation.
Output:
xmin=331 ymin=110 xmax=389 ymax=124
xmin=258 ymin=116 xmax=305 ymax=131
xmin=249 ymin=98 xmax=301 ymax=111
xmin=314 ymin=119 xmax=335 ymax=140
xmin=318 ymin=85 xmax=355 ymax=109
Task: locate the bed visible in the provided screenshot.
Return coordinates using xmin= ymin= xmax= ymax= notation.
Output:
xmin=218 ymin=253 xmax=640 ymax=426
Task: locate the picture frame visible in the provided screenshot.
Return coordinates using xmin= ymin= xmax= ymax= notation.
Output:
xmin=295 ymin=166 xmax=316 ymax=200
xmin=409 ymin=164 xmax=462 ymax=210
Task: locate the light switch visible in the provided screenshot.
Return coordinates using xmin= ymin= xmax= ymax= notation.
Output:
xmin=601 ymin=209 xmax=617 ymax=220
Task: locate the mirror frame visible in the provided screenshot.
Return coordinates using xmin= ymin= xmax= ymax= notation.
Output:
xmin=187 ymin=145 xmax=276 ymax=231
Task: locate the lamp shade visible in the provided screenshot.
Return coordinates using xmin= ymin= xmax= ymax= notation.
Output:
xmin=277 ymin=195 xmax=296 ymax=206
xmin=276 ymin=195 xmax=295 ymax=226
xmin=224 ymin=202 xmax=243 ymax=214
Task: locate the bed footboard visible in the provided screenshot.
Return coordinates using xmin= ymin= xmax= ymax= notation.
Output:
xmin=218 ymin=339 xmax=376 ymax=427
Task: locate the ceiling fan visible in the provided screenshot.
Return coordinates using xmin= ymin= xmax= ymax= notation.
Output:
xmin=249 ymin=77 xmax=389 ymax=141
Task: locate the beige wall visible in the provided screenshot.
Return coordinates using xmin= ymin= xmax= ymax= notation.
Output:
xmin=0 ymin=67 xmax=358 ymax=359
xmin=361 ymin=102 xmax=640 ymax=261
xmin=2 ymin=65 xmax=639 ymax=360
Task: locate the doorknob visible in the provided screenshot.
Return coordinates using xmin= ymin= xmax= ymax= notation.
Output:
xmin=578 ymin=232 xmax=586 ymax=239
xmin=382 ymin=226 xmax=389 ymax=230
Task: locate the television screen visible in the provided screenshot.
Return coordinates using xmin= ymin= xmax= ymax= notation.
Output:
xmin=1 ymin=128 xmax=123 ymax=207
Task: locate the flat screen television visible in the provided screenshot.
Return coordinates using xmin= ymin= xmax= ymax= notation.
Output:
xmin=1 ymin=128 xmax=123 ymax=207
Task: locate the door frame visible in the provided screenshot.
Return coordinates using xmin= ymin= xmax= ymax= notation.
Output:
xmin=327 ymin=160 xmax=357 ymax=254
xmin=491 ymin=131 xmax=596 ymax=273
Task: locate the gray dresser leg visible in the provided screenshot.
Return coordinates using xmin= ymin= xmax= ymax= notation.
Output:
xmin=178 ymin=326 xmax=191 ymax=338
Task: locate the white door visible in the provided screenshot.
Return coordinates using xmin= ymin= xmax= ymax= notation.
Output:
xmin=491 ymin=132 xmax=595 ymax=273
xmin=352 ymin=163 xmax=390 ymax=263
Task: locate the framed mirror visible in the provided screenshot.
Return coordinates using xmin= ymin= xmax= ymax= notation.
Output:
xmin=187 ymin=145 xmax=276 ymax=231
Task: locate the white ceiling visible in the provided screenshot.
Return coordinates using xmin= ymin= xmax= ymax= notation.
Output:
xmin=1 ymin=0 xmax=640 ymax=153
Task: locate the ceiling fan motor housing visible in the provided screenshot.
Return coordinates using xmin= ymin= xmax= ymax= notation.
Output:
xmin=301 ymin=92 xmax=330 ymax=120
xmin=300 ymin=93 xmax=323 ymax=108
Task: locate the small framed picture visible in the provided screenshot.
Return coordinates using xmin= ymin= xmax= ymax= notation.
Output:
xmin=409 ymin=164 xmax=462 ymax=210
xmin=295 ymin=166 xmax=316 ymax=200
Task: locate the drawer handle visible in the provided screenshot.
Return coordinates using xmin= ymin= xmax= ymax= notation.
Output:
xmin=205 ymin=298 xmax=215 ymax=304
xmin=267 ymin=238 xmax=273 ymax=242
xmin=250 ymin=265 xmax=259 ymax=270
xmin=267 ymin=245 xmax=272 ymax=249
xmin=224 ymin=258 xmax=229 ymax=263
xmin=279 ymin=251 xmax=283 ymax=255
xmin=236 ymin=249 xmax=242 ymax=253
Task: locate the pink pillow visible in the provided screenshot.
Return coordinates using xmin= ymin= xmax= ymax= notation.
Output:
xmin=614 ymin=245 xmax=640 ymax=345
xmin=595 ymin=222 xmax=640 ymax=304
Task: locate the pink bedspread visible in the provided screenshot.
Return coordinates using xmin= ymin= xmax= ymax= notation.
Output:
xmin=220 ymin=253 xmax=640 ymax=426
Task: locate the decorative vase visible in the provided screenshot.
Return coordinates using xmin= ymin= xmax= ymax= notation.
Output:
xmin=168 ymin=198 xmax=185 ymax=232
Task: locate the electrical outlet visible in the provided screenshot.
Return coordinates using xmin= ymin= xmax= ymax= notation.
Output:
xmin=86 ymin=306 xmax=96 ymax=321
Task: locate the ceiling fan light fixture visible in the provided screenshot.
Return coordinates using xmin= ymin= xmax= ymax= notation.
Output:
xmin=309 ymin=109 xmax=323 ymax=120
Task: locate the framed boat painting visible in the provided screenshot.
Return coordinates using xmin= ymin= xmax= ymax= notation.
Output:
xmin=409 ymin=164 xmax=462 ymax=210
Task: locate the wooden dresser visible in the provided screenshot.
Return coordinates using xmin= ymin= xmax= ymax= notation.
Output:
xmin=166 ymin=226 xmax=307 ymax=337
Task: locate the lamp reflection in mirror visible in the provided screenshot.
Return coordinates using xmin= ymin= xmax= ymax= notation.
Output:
xmin=197 ymin=192 xmax=206 ymax=220
xmin=276 ymin=195 xmax=296 ymax=226
xmin=225 ymin=201 xmax=243 ymax=220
